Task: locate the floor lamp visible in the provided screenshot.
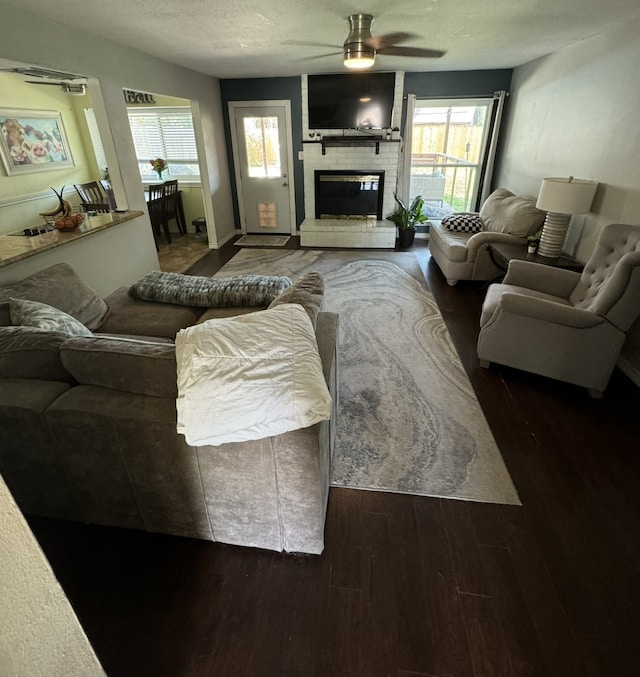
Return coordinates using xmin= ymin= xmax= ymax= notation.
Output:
xmin=536 ymin=177 xmax=598 ymax=258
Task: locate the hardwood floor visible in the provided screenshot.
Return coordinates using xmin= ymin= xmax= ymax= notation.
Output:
xmin=27 ymin=239 xmax=640 ymax=676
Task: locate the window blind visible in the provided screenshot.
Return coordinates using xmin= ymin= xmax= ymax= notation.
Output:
xmin=127 ymin=107 xmax=200 ymax=180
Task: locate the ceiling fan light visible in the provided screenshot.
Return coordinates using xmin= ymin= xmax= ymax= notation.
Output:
xmin=344 ymin=55 xmax=375 ymax=69
xmin=343 ymin=43 xmax=376 ymax=70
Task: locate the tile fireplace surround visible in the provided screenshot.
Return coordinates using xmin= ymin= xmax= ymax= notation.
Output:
xmin=299 ymin=73 xmax=404 ymax=249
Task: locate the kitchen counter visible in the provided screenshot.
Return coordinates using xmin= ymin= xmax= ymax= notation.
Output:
xmin=0 ymin=210 xmax=144 ymax=269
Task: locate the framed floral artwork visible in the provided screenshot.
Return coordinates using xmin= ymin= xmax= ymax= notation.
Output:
xmin=0 ymin=108 xmax=75 ymax=176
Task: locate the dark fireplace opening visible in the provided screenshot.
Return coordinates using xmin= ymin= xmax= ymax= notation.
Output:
xmin=315 ymin=170 xmax=385 ymax=220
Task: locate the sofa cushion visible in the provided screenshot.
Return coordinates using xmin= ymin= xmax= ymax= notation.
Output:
xmin=10 ymin=298 xmax=93 ymax=337
xmin=0 ymin=326 xmax=73 ymax=381
xmin=175 ymin=303 xmax=332 ymax=446
xmin=480 ymin=189 xmax=545 ymax=238
xmin=441 ymin=213 xmax=483 ymax=233
xmin=0 ymin=301 xmax=10 ymax=327
xmin=60 ymin=336 xmax=178 ymax=398
xmin=98 ymin=286 xmax=204 ymax=339
xmin=268 ymin=272 xmax=324 ymax=328
xmin=429 ymin=222 xmax=476 ymax=262
xmin=0 ymin=263 xmax=108 ymax=330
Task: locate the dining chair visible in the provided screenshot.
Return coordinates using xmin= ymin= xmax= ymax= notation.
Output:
xmin=162 ymin=180 xmax=186 ymax=235
xmin=147 ymin=182 xmax=171 ymax=246
xmin=99 ymin=179 xmax=118 ymax=211
xmin=74 ymin=181 xmax=110 ymax=213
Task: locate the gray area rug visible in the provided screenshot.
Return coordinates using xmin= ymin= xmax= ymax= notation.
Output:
xmin=217 ymin=249 xmax=520 ymax=505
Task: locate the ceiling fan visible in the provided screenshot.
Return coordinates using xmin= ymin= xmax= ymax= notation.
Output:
xmin=297 ymin=13 xmax=446 ymax=70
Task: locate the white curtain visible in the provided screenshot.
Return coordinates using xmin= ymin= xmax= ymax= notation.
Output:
xmin=478 ymin=90 xmax=508 ymax=207
xmin=399 ymin=93 xmax=416 ymax=204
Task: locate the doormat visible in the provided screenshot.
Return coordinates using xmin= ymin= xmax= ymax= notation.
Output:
xmin=234 ymin=235 xmax=290 ymax=248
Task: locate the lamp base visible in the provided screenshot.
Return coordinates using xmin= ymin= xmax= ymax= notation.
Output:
xmin=537 ymin=212 xmax=571 ymax=258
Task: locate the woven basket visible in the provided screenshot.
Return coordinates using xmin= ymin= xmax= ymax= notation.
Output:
xmin=43 ymin=206 xmax=85 ymax=231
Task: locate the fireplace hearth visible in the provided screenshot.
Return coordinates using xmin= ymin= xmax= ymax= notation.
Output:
xmin=314 ymin=170 xmax=385 ymax=220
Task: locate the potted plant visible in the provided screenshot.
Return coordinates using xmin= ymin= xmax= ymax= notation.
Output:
xmin=527 ymin=228 xmax=542 ymax=254
xmin=386 ymin=193 xmax=429 ymax=248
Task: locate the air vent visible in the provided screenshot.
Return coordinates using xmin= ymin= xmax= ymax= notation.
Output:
xmin=5 ymin=66 xmax=85 ymax=81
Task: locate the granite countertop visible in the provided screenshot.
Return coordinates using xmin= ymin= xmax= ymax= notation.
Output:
xmin=0 ymin=210 xmax=144 ymax=269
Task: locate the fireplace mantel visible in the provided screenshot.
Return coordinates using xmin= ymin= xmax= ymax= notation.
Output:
xmin=303 ymin=138 xmax=400 ymax=156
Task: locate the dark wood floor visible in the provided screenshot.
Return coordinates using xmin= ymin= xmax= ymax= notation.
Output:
xmin=28 ymin=238 xmax=640 ymax=677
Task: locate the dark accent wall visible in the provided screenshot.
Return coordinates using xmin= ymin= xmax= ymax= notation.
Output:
xmin=219 ymin=71 xmax=512 ymax=230
xmin=403 ymin=70 xmax=512 ymax=97
xmin=220 ymin=77 xmax=304 ymax=228
xmin=402 ymin=70 xmax=513 ymax=134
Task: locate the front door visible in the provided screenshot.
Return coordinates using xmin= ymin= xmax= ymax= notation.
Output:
xmin=229 ymin=101 xmax=294 ymax=235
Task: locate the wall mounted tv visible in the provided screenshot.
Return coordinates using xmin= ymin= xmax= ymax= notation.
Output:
xmin=307 ymin=72 xmax=396 ymax=130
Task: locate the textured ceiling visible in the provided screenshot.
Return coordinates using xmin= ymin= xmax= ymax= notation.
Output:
xmin=4 ymin=0 xmax=640 ymax=79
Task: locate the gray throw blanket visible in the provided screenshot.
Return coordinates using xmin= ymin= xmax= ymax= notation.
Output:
xmin=128 ymin=271 xmax=292 ymax=307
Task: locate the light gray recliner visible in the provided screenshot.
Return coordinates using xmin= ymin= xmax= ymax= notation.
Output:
xmin=477 ymin=222 xmax=640 ymax=396
xmin=429 ymin=188 xmax=546 ymax=285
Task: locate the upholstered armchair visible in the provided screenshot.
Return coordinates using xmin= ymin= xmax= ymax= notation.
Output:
xmin=477 ymin=223 xmax=640 ymax=396
xmin=429 ymin=188 xmax=545 ymax=285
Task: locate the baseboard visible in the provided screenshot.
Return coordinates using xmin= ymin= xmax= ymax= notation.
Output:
xmin=209 ymin=229 xmax=238 ymax=250
xmin=618 ymin=355 xmax=640 ymax=388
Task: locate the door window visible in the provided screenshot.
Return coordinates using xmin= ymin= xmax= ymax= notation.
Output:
xmin=242 ymin=116 xmax=281 ymax=178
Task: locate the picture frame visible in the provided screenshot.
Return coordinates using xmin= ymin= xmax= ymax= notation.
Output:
xmin=0 ymin=108 xmax=75 ymax=176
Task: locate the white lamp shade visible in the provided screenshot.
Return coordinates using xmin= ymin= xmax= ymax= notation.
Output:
xmin=536 ymin=177 xmax=598 ymax=214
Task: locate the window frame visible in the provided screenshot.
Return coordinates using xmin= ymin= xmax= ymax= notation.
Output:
xmin=127 ymin=106 xmax=201 ymax=184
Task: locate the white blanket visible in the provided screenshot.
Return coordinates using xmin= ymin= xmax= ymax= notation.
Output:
xmin=175 ymin=303 xmax=332 ymax=446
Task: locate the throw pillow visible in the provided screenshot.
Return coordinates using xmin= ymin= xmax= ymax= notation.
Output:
xmin=0 ymin=263 xmax=108 ymax=330
xmin=175 ymin=303 xmax=332 ymax=446
xmin=441 ymin=214 xmax=483 ymax=233
xmin=480 ymin=188 xmax=545 ymax=237
xmin=268 ymin=271 xmax=324 ymax=328
xmin=10 ymin=298 xmax=93 ymax=337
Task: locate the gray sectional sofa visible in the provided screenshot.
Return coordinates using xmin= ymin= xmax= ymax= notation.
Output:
xmin=0 ymin=263 xmax=339 ymax=555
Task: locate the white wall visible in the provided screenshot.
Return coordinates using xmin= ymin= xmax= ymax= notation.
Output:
xmin=0 ymin=477 xmax=105 ymax=677
xmin=495 ymin=16 xmax=640 ymax=262
xmin=494 ymin=16 xmax=640 ymax=383
xmin=0 ymin=3 xmax=234 ymax=294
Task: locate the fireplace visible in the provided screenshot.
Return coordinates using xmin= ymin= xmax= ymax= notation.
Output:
xmin=314 ymin=170 xmax=385 ymax=220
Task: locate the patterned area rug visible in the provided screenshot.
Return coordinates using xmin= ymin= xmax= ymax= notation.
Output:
xmin=234 ymin=235 xmax=290 ymax=248
xmin=217 ymin=249 xmax=520 ymax=505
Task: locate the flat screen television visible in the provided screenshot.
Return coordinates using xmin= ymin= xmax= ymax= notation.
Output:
xmin=307 ymin=72 xmax=396 ymax=130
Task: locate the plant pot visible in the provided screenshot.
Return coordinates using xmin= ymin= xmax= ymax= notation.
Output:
xmin=527 ymin=243 xmax=538 ymax=255
xmin=398 ymin=229 xmax=416 ymax=248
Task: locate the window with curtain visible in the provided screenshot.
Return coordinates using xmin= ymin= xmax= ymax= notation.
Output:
xmin=127 ymin=107 xmax=200 ymax=181
xmin=402 ymin=92 xmax=507 ymax=219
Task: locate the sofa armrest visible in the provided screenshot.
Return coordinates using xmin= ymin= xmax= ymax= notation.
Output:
xmin=465 ymin=231 xmax=527 ymax=257
xmin=494 ymin=292 xmax=605 ymax=329
xmin=503 ymin=260 xmax=581 ymax=299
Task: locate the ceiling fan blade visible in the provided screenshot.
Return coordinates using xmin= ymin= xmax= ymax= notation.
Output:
xmin=25 ymin=80 xmax=64 ymax=85
xmin=283 ymin=39 xmax=342 ymax=49
xmin=377 ymin=45 xmax=447 ymax=58
xmin=297 ymin=52 xmax=344 ymax=62
xmin=366 ymin=31 xmax=415 ymax=50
